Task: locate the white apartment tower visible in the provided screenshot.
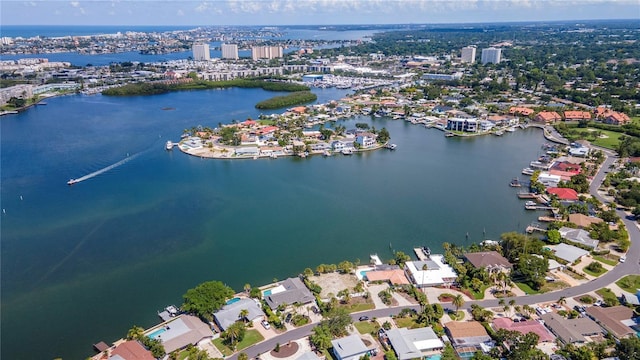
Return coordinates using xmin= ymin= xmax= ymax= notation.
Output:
xmin=461 ymin=46 xmax=476 ymax=63
xmin=251 ymin=46 xmax=283 ymax=61
xmin=221 ymin=44 xmax=239 ymax=60
xmin=192 ymin=43 xmax=210 ymax=61
xmin=481 ymin=47 xmax=501 ymax=64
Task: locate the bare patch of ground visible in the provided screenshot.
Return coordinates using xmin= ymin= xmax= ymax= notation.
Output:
xmin=311 ymin=273 xmax=358 ymax=299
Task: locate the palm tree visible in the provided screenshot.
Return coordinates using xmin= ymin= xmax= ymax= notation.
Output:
xmin=557 ymin=296 xmax=567 ymax=306
xmin=239 ymin=309 xmax=249 ymax=323
xmin=244 ymin=283 xmax=251 ymax=294
xmin=452 ymin=294 xmax=465 ymax=317
xmin=508 ymin=299 xmax=516 ymax=316
xmin=126 ymin=325 xmax=144 ymax=340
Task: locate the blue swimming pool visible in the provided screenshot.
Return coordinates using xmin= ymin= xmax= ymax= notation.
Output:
xmin=425 ymin=355 xmax=441 ymax=360
xmin=147 ymin=327 xmax=166 ymax=339
xmin=226 ymin=297 xmax=241 ymax=305
xmin=263 ymin=289 xmax=272 ymax=296
xmin=359 ymin=270 xmax=369 ymax=280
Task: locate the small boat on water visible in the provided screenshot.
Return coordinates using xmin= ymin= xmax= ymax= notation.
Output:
xmin=525 ymin=201 xmax=537 ymax=210
xmin=165 ymin=140 xmax=174 ymax=150
xmin=510 ymin=178 xmax=522 ymax=187
xmin=67 ymin=179 xmax=78 ymax=185
xmin=270 ymin=153 xmax=278 ymax=159
xmin=445 ymin=132 xmax=455 ymax=137
xmin=385 ymin=143 xmax=397 ymax=150
xmin=522 ymin=168 xmax=535 ymax=176
xmin=505 ymin=127 xmax=516 ymax=132
xmin=494 ymin=130 xmax=504 ymax=136
xmin=342 ymin=148 xmax=354 ymax=155
xmin=323 ymin=150 xmax=332 ymax=157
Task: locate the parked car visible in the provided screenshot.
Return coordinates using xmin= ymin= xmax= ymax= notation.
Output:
xmin=285 ymin=313 xmax=292 ymax=323
xmin=261 ymin=320 xmax=271 ymax=330
xmin=358 ymin=316 xmax=369 ymax=321
xmin=311 ymin=306 xmax=320 ymax=314
xmin=620 ymin=256 xmax=626 ymax=263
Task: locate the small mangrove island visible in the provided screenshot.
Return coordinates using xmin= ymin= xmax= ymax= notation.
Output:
xmin=255 ymin=91 xmax=317 ymax=109
xmin=102 ymin=78 xmax=311 ymax=96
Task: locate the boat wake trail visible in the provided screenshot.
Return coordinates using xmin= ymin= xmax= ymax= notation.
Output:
xmin=67 ymin=149 xmax=148 ymax=185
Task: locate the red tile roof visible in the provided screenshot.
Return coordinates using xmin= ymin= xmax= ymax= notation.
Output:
xmin=509 ymin=107 xmax=534 ymax=116
xmin=492 ymin=318 xmax=555 ymax=343
xmin=564 ymin=111 xmax=591 ymax=120
xmin=111 ymin=340 xmax=155 ymax=360
xmin=535 ymin=111 xmax=562 ymax=123
xmin=547 ymin=187 xmax=579 ymax=201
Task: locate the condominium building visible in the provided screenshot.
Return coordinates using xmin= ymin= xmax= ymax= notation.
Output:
xmin=192 ymin=43 xmax=210 ymax=61
xmin=461 ymin=46 xmax=476 ymax=63
xmin=251 ymin=46 xmax=283 ymax=61
xmin=481 ymin=47 xmax=501 ymax=64
xmin=221 ymin=43 xmax=239 ymax=60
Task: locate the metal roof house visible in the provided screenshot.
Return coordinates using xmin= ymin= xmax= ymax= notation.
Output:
xmin=144 ymin=315 xmax=214 ymax=354
xmin=386 ymin=327 xmax=444 ymax=360
xmin=540 ymin=313 xmax=604 ymax=344
xmin=331 ymin=335 xmax=372 ymax=360
xmin=558 ymin=227 xmax=599 ymax=249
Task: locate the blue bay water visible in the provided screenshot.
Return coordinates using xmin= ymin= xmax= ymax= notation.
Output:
xmin=1 ymin=87 xmax=544 ymax=359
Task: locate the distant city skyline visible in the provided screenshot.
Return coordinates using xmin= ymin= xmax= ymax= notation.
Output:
xmin=1 ymin=0 xmax=638 ymax=26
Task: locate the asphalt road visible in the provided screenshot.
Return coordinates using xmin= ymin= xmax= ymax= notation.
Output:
xmin=229 ymin=148 xmax=640 ymax=360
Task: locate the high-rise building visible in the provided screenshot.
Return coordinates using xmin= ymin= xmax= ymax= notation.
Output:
xmin=251 ymin=46 xmax=283 ymax=61
xmin=461 ymin=46 xmax=476 ymax=63
xmin=221 ymin=43 xmax=239 ymax=60
xmin=481 ymin=47 xmax=501 ymax=64
xmin=192 ymin=43 xmax=210 ymax=61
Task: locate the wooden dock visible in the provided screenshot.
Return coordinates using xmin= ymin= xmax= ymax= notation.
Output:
xmin=526 ymin=222 xmax=546 ymax=233
xmin=538 ymin=216 xmax=556 ymax=222
xmin=413 ymin=247 xmax=429 ymax=261
xmin=518 ymin=193 xmax=537 ymax=199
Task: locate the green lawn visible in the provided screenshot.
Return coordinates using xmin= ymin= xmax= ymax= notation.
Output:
xmin=178 ymin=350 xmax=190 ymax=360
xmin=616 ymin=275 xmax=640 ymax=293
xmin=596 ymin=288 xmax=621 ymax=306
xmin=593 ymin=255 xmax=618 ymax=266
xmin=468 ymin=284 xmax=490 ymax=300
xmin=354 ymin=321 xmax=379 ymax=334
xmin=540 ymin=281 xmax=570 ymax=293
xmin=448 ymin=311 xmax=465 ymax=321
xmin=394 ymin=316 xmax=418 ymax=329
xmin=342 ymin=303 xmax=375 ymax=313
xmin=589 ymin=128 xmax=624 ymax=150
xmin=583 ymin=266 xmax=607 ymax=277
xmin=212 ymin=329 xmax=264 ymax=356
xmin=515 ymin=282 xmax=541 ymax=295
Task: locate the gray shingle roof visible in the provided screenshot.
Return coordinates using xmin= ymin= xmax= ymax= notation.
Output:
xmin=540 ymin=313 xmax=603 ymax=344
xmin=214 ymin=298 xmax=265 ymax=331
xmin=265 ymin=277 xmax=315 ymax=310
xmin=331 ymin=335 xmax=369 ymax=360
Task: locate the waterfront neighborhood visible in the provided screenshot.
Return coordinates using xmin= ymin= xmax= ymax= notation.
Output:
xmin=2 ymin=16 xmax=640 ymax=360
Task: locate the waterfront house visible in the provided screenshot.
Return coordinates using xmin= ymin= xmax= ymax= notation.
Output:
xmin=492 ymin=318 xmax=555 ymax=343
xmin=463 ymin=251 xmax=512 ymax=273
xmin=534 ymin=111 xmax=562 ymax=124
xmin=558 ymin=227 xmax=599 ymax=249
xmin=386 ymin=327 xmax=444 ymax=360
xmin=235 ymin=147 xmax=260 ymax=157
xmin=355 ymin=133 xmax=377 ymax=148
xmin=585 ymin=306 xmax=635 ymax=339
xmin=404 ymin=255 xmax=457 ymax=288
xmin=537 ymin=172 xmax=561 ymax=188
xmin=214 ymin=298 xmax=265 ymax=331
xmin=264 ymin=277 xmax=315 ymax=311
xmin=540 ymin=313 xmax=604 ymax=345
xmin=364 ymin=269 xmax=410 ymax=285
xmin=547 ymin=243 xmax=589 ymax=263
xmin=144 ymin=315 xmax=214 ymax=354
xmin=568 ymin=213 xmax=603 ymax=229
xmin=331 ymin=335 xmax=372 ymax=360
xmin=108 ymin=340 xmax=155 ymax=360
xmin=446 ymin=118 xmax=479 ymax=132
xmin=546 ymin=187 xmax=579 ymax=201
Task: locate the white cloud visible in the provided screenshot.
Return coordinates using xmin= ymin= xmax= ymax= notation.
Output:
xmin=195 ymin=1 xmax=210 ymax=13
xmin=70 ymin=1 xmax=80 ymax=7
xmin=177 ymin=9 xmax=185 ymax=16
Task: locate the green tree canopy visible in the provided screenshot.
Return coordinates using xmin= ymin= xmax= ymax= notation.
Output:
xmin=182 ymin=280 xmax=235 ymax=321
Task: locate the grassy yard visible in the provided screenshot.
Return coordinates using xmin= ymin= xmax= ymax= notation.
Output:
xmin=589 ymin=128 xmax=624 ymax=149
xmin=583 ymin=266 xmax=607 ymax=277
xmin=596 ymin=288 xmax=621 ymax=306
xmin=593 ymin=255 xmax=618 ymax=266
xmin=541 ymin=281 xmax=570 ymax=293
xmin=448 ymin=311 xmax=465 ymax=321
xmin=616 ymin=275 xmax=640 ymax=293
xmin=342 ymin=302 xmax=375 ymax=313
xmin=468 ymin=284 xmax=490 ymax=300
xmin=394 ymin=316 xmax=418 ymax=329
xmin=212 ymin=329 xmax=264 ymax=356
xmin=515 ymin=282 xmax=541 ymax=295
xmin=178 ymin=350 xmax=190 ymax=360
xmin=354 ymin=321 xmax=379 ymax=335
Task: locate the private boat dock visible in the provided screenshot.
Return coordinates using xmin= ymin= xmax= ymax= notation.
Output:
xmin=413 ymin=246 xmax=432 ymax=261
xmin=369 ymin=254 xmax=383 ymax=266
xmin=526 ymin=222 xmax=546 ymax=233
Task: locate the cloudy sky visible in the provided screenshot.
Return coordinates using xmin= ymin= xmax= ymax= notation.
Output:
xmin=2 ymin=0 xmax=638 ymax=26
